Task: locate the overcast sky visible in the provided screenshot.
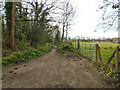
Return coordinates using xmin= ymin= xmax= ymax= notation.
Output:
xmin=68 ymin=0 xmax=118 ymax=39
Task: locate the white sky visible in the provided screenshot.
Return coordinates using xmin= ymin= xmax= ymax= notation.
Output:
xmin=68 ymin=0 xmax=118 ymax=39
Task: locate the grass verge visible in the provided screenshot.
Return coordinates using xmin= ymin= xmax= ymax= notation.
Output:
xmin=2 ymin=43 xmax=53 ymax=67
xmin=58 ymin=43 xmax=119 ymax=87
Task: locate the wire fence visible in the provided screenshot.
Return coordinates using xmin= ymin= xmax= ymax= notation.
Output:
xmin=72 ymin=41 xmax=98 ymax=60
xmin=70 ymin=39 xmax=120 ymax=73
xmin=72 ymin=42 xmax=96 ymax=60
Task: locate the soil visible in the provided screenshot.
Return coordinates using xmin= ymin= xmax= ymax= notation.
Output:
xmin=2 ymin=46 xmax=115 ymax=88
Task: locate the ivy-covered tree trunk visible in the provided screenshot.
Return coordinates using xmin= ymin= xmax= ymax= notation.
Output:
xmin=35 ymin=1 xmax=38 ymax=22
xmin=5 ymin=2 xmax=12 ymax=48
xmin=2 ymin=17 xmax=5 ymax=32
xmin=55 ymin=30 xmax=60 ymax=45
xmin=10 ymin=2 xmax=16 ymax=50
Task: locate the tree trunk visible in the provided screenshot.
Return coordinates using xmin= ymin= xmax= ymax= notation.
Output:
xmin=18 ymin=2 xmax=22 ymax=15
xmin=10 ymin=2 xmax=16 ymax=50
xmin=7 ymin=22 xmax=11 ymax=48
xmin=2 ymin=17 xmax=5 ymax=32
xmin=61 ymin=22 xmax=65 ymax=42
xmin=35 ymin=0 xmax=38 ymax=22
xmin=66 ymin=29 xmax=68 ymax=42
xmin=5 ymin=2 xmax=12 ymax=48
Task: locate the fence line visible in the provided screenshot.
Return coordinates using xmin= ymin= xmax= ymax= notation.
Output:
xmin=72 ymin=41 xmax=96 ymax=60
xmin=70 ymin=40 xmax=120 ymax=73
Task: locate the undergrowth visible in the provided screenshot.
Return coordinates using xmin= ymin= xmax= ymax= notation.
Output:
xmin=58 ymin=43 xmax=83 ymax=56
xmin=2 ymin=43 xmax=53 ymax=67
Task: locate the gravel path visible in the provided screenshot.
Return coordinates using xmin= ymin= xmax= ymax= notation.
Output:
xmin=2 ymin=46 xmax=114 ymax=88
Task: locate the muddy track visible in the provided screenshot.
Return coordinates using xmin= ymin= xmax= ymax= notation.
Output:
xmin=2 ymin=46 xmax=114 ymax=88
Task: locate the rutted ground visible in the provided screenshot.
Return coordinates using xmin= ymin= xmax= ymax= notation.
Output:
xmin=2 ymin=46 xmax=114 ymax=88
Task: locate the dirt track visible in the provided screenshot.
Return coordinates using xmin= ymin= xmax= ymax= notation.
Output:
xmin=2 ymin=46 xmax=114 ymax=88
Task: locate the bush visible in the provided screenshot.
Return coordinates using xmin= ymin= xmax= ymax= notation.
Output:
xmin=58 ymin=43 xmax=73 ymax=54
xmin=18 ymin=42 xmax=30 ymax=51
xmin=58 ymin=43 xmax=83 ymax=56
xmin=2 ymin=49 xmax=13 ymax=57
xmin=17 ymin=33 xmax=31 ymax=51
xmin=2 ymin=43 xmax=53 ymax=66
xmin=61 ymin=44 xmax=70 ymax=50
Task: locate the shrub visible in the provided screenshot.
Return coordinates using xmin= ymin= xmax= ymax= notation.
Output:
xmin=58 ymin=43 xmax=73 ymax=53
xmin=18 ymin=42 xmax=30 ymax=51
xmin=2 ymin=49 xmax=13 ymax=57
xmin=2 ymin=43 xmax=53 ymax=66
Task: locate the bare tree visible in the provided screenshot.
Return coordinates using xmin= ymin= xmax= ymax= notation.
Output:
xmin=22 ymin=0 xmax=61 ymax=22
xmin=18 ymin=0 xmax=75 ymax=43
xmin=95 ymin=0 xmax=119 ymax=33
xmin=61 ymin=0 xmax=75 ymax=42
xmin=20 ymin=0 xmax=64 ymax=46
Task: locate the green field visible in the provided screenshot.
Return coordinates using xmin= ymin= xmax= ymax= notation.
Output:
xmin=72 ymin=42 xmax=120 ymax=67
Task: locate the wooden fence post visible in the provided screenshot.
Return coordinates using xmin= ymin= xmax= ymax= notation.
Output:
xmin=72 ymin=41 xmax=74 ymax=48
xmin=82 ymin=44 xmax=83 ymax=54
xmin=98 ymin=44 xmax=102 ymax=64
xmin=78 ymin=39 xmax=80 ymax=51
xmin=75 ymin=40 xmax=76 ymax=49
xmin=75 ymin=40 xmax=76 ymax=48
xmin=90 ymin=44 xmax=91 ymax=59
xmin=85 ymin=44 xmax=86 ymax=55
xmin=95 ymin=44 xmax=98 ymax=62
xmin=76 ymin=39 xmax=77 ymax=49
xmin=116 ymin=46 xmax=119 ymax=73
xmin=73 ymin=42 xmax=74 ymax=48
xmin=99 ymin=49 xmax=102 ymax=62
xmin=107 ymin=49 xmax=116 ymax=66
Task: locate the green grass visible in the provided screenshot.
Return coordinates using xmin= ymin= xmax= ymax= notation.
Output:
xmin=2 ymin=43 xmax=53 ymax=67
xmin=57 ymin=43 xmax=82 ymax=57
xmin=72 ymin=42 xmax=120 ymax=71
xmin=71 ymin=42 xmax=120 ymax=86
xmin=72 ymin=42 xmax=119 ymax=61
